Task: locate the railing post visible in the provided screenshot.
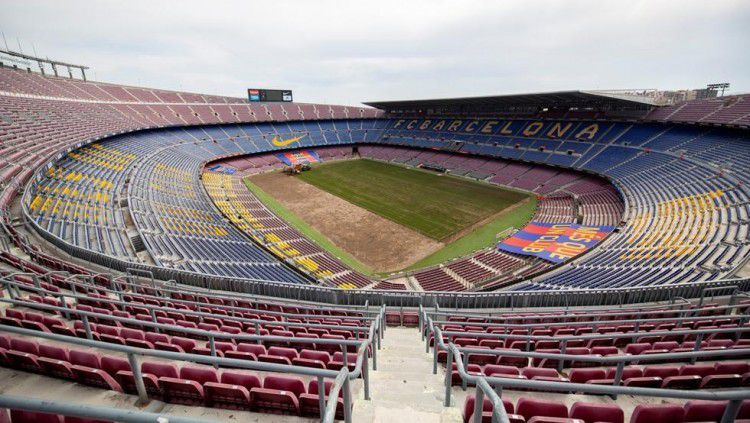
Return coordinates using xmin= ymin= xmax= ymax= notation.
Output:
xmin=81 ymin=314 xmax=93 ymax=340
xmin=58 ymin=294 xmax=70 ymax=319
xmin=461 ymin=352 xmax=469 ymax=391
xmin=317 ymin=376 xmax=325 ymax=421
xmin=444 ymin=347 xmax=453 ymax=407
xmin=208 ymin=335 xmax=218 ymax=369
xmin=149 ymin=309 xmax=159 ymax=333
xmin=363 ymin=351 xmax=370 ymax=401
xmin=720 ymin=399 xmax=741 ymax=423
xmin=473 ymin=388 xmax=484 ymax=423
xmin=611 ymin=361 xmax=625 ymax=400
xmin=557 ymin=340 xmax=567 ymax=372
xmin=127 ymin=353 xmax=149 ymax=405
xmin=691 ymin=333 xmax=704 ymax=364
xmin=372 ymin=338 xmax=378 ymax=371
xmin=343 ymin=377 xmax=353 ymax=423
xmin=254 ymin=322 xmax=262 ymax=344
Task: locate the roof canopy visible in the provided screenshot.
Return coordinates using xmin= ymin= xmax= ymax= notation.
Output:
xmin=365 ymin=90 xmax=657 ymax=114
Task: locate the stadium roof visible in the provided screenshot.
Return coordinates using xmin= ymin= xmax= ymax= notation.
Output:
xmin=364 ymin=90 xmax=658 ymax=113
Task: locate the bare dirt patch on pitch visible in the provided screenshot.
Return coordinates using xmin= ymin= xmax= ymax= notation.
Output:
xmin=249 ymin=171 xmax=444 ymax=273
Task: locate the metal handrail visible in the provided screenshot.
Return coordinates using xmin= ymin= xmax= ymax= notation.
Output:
xmin=447 ymin=342 xmax=750 ymax=423
xmin=0 ymin=394 xmax=213 ymax=423
xmin=2 ymin=276 xmax=376 ymax=334
xmin=0 ymin=323 xmax=368 ymax=422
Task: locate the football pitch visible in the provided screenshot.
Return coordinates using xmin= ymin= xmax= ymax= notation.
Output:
xmin=297 ymin=159 xmax=531 ymax=241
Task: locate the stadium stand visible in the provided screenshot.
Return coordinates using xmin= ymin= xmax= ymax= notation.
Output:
xmin=1 ymin=62 xmax=750 ymax=421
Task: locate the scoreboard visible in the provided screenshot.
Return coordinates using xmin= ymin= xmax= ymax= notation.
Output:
xmin=247 ymin=88 xmax=293 ymax=102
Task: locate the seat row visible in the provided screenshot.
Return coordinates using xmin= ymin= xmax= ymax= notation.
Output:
xmin=451 ymin=361 xmax=750 ymax=390
xmin=0 ymin=334 xmax=345 ymax=418
xmin=462 ymin=395 xmax=750 ymax=423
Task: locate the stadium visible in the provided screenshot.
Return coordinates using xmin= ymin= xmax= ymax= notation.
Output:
xmin=1 ymin=1 xmax=750 ymax=422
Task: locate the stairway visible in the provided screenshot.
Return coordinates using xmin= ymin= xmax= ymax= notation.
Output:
xmin=352 ymin=327 xmax=462 ymax=422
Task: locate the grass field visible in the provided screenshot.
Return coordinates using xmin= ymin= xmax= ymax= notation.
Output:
xmin=297 ymin=159 xmax=530 ymax=241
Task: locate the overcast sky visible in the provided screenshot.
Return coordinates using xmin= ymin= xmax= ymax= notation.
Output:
xmin=1 ymin=0 xmax=748 ymax=106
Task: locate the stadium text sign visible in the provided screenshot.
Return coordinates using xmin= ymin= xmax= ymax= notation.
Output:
xmin=498 ymin=222 xmax=614 ymax=263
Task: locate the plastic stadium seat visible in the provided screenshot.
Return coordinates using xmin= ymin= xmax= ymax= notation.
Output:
xmin=683 ymin=400 xmax=730 ymax=422
xmin=37 ymin=344 xmax=74 ymax=380
xmin=624 ymin=343 xmax=652 ymax=355
xmin=328 ymin=351 xmax=357 ymax=372
xmin=68 ymin=351 xmax=100 ymax=369
xmin=521 ymin=367 xmax=567 ymax=382
xmin=516 ymin=397 xmax=568 ymax=421
xmin=160 ymin=367 xmax=218 ymax=405
xmin=292 ymin=350 xmax=331 ymax=369
xmin=70 ymin=362 xmax=123 ymax=393
xmin=462 ymin=394 xmax=516 ymax=423
xmin=483 ymin=364 xmax=521 ymax=377
xmin=715 ymin=362 xmax=750 ymax=375
xmin=204 ymin=372 xmax=261 ymax=410
xmin=569 ymin=368 xmax=605 ymax=384
xmin=569 ymin=401 xmax=624 ymax=423
xmin=7 ymin=338 xmax=41 ymax=370
xmin=700 ymin=374 xmax=743 ymax=389
xmin=9 ymin=409 xmax=62 ymax=423
xmin=630 ymin=404 xmax=684 ymax=423
xmin=259 ymin=346 xmax=298 ymax=365
xmin=300 ymin=380 xmax=345 ymax=420
xmin=116 ymin=361 xmax=177 ymax=399
xmin=170 ymin=337 xmax=197 ymax=354
xmin=250 ymin=375 xmax=306 ymax=415
xmin=100 ymin=356 xmax=130 ymax=378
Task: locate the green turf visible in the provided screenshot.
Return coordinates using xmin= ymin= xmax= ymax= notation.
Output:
xmin=243 ymin=177 xmax=374 ymax=275
xmin=403 ymin=196 xmax=537 ymax=271
xmin=297 ymin=159 xmax=530 ymax=241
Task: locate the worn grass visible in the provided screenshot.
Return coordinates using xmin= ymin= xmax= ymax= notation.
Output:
xmin=297 ymin=159 xmax=530 ymax=241
xmin=242 ymin=177 xmax=374 ymax=275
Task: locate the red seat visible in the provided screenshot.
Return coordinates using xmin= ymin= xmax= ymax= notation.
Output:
xmin=643 ymin=366 xmax=679 ymax=379
xmin=569 ymin=401 xmax=624 ymax=423
xmin=69 ymin=351 xmax=100 ymax=369
xmin=630 ymin=404 xmax=684 ymax=423
xmin=569 ymin=368 xmax=605 ymax=384
xmin=516 ymin=397 xmax=568 ymax=421
xmin=300 ymin=380 xmax=345 ymax=420
xmin=292 ymin=350 xmax=331 ymax=369
xmin=700 ymin=374 xmax=742 ymax=389
xmin=483 ymin=364 xmax=520 ymax=377
xmin=521 ymin=367 xmax=566 ymax=382
xmin=70 ymin=365 xmax=123 ymax=392
xmin=462 ymin=394 xmax=516 ymax=423
xmin=7 ymin=338 xmax=41 ymax=373
xmin=259 ymin=346 xmax=298 ymax=365
xmin=160 ymin=367 xmax=217 ymax=406
xmin=683 ymin=400 xmax=729 ymax=422
xmin=328 ymin=351 xmax=357 ymax=372
xmin=100 ymin=356 xmax=130 ymax=378
xmin=170 ymin=337 xmax=196 ymax=353
xmin=624 ymin=343 xmax=652 ymax=355
xmin=715 ymin=362 xmax=750 ymax=375
xmin=205 ymin=372 xmax=261 ymax=410
xmin=9 ymin=410 xmax=62 ymax=423
xmin=116 ymin=362 xmax=177 ymax=399
xmin=250 ymin=375 xmax=306 ymax=415
xmin=37 ymin=344 xmax=74 ymax=380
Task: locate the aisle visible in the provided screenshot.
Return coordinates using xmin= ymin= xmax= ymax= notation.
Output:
xmin=352 ymin=326 xmax=462 ymax=423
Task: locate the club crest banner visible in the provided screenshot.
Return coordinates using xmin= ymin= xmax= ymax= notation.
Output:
xmin=498 ymin=222 xmax=614 ymax=263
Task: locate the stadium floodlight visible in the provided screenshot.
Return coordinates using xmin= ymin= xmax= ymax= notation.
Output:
xmin=707 ymin=83 xmax=730 ymax=96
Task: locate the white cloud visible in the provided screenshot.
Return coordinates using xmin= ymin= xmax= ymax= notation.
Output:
xmin=1 ymin=0 xmax=748 ymax=105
